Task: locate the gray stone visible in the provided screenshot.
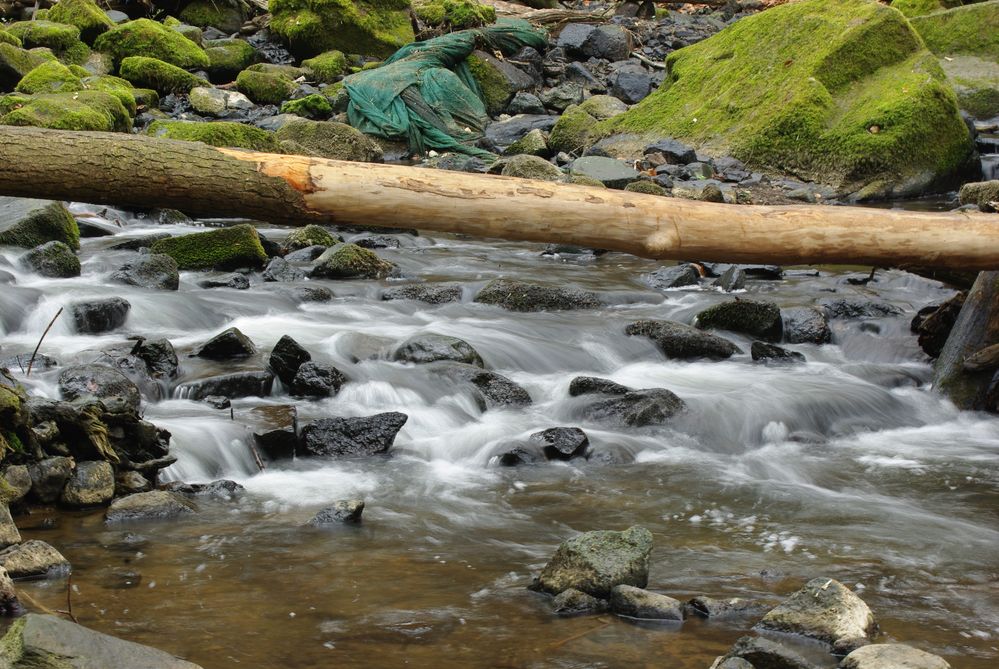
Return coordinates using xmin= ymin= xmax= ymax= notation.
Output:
xmin=135 ymin=338 xmax=179 ymax=379
xmin=839 ymin=644 xmax=951 ymax=669
xmin=115 ymin=470 xmax=152 ymax=496
xmin=0 ymin=540 xmax=70 ymax=579
xmin=290 ymin=361 xmax=346 ymax=397
xmin=564 ymin=61 xmax=601 ymax=89
xmin=711 ymin=659 xmax=755 ymax=669
xmin=309 ymin=499 xmax=364 ymax=525
xmin=686 ymin=595 xmax=770 ymax=619
xmin=581 ymin=388 xmax=686 ymax=427
xmin=485 ymin=114 xmax=558 ymax=150
xmin=382 ymin=284 xmax=463 ymax=304
xmin=59 ymin=364 xmax=141 ymax=411
xmin=582 ymin=24 xmax=633 ymax=61
xmin=696 ymin=299 xmax=783 ymax=342
xmin=531 ymin=427 xmax=588 ymax=460
xmin=552 ymin=587 xmax=606 ymax=615
xmin=429 ymin=362 xmax=532 ymax=409
xmin=626 ymin=320 xmax=741 ymax=360
xmin=268 ymin=335 xmax=311 ymax=386
xmin=579 ymin=94 xmax=629 ymax=120
xmin=187 ymin=86 xmax=227 ymax=115
xmin=393 ymin=334 xmax=483 ymax=367
xmin=193 ymin=327 xmax=256 ymax=359
xmin=310 ymin=243 xmax=397 ymax=280
xmin=0 ymin=197 xmax=78 ymax=249
xmin=3 ymin=466 xmax=31 ymax=505
xmin=609 ymin=584 xmax=683 ymax=621
xmin=610 ymin=63 xmax=652 ymax=104
xmin=713 ymin=266 xmax=746 ymax=292
xmin=109 ymin=254 xmax=179 ymax=290
xmin=534 ymin=526 xmax=653 ymax=598
xmin=175 ymin=371 xmax=274 ymax=400
xmin=758 ymin=577 xmax=877 ymax=647
xmin=300 ymin=413 xmax=408 ymax=458
xmin=70 ymin=297 xmax=130 ymax=334
xmin=500 ymin=154 xmax=562 ymax=181
xmin=569 ymin=156 xmax=640 ymax=189
xmin=555 ymin=23 xmax=595 ymax=54
xmin=725 ymin=635 xmax=820 ymax=669
xmin=0 ymin=566 xmax=19 ymax=615
xmin=262 ymin=256 xmax=305 ymax=282
xmin=752 ymin=342 xmax=805 ymax=364
xmin=475 ymin=278 xmax=601 ymax=312
xmin=819 ymin=299 xmax=903 ymax=320
xmin=105 ymin=491 xmax=198 ymax=523
xmin=540 ymin=82 xmax=584 ymax=112
xmin=568 ymin=376 xmax=631 ymax=396
xmin=0 ymin=613 xmax=202 ymax=668
xmin=502 ymin=128 xmax=550 ymax=158
xmin=21 ymin=241 xmax=80 ymax=278
xmin=109 ymin=233 xmax=171 ymax=251
xmin=647 ymin=264 xmax=700 ymax=289
xmin=60 ymin=460 xmax=115 ymax=508
xmin=197 ymin=273 xmax=250 ymax=290
xmin=643 ymin=138 xmax=697 ymax=164
xmin=783 ymin=307 xmax=832 ymax=345
xmin=507 ymin=92 xmax=545 ymax=115
xmin=284 ymin=245 xmax=327 ymax=262
xmin=0 ymin=504 xmax=20 ymax=548
xmin=28 ymin=457 xmax=74 ymax=504
xmin=247 ymin=404 xmax=297 ymax=459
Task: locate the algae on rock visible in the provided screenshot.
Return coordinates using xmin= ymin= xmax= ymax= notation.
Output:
xmin=146 ymin=119 xmax=279 ymax=151
xmin=269 ymin=0 xmax=414 ymax=59
xmin=0 ymin=90 xmax=131 ymax=132
xmin=151 ymin=223 xmax=268 ymax=270
xmin=94 ymin=18 xmax=210 ymax=68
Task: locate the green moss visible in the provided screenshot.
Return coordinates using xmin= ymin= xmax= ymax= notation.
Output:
xmin=467 ymin=53 xmax=510 ymax=115
xmin=548 ymin=105 xmax=598 ymax=155
xmin=624 ymin=180 xmax=667 ymax=196
xmin=119 ymin=55 xmax=203 ymax=93
xmin=414 ymin=0 xmax=495 ymax=29
xmin=280 ymin=93 xmax=332 ymax=118
xmin=273 ymin=117 xmax=383 ymax=161
xmin=246 ymin=62 xmax=307 ymax=78
xmin=568 ymin=174 xmax=606 ymax=188
xmin=0 ymin=89 xmax=131 ymax=131
xmin=310 ymin=242 xmax=397 ymax=278
xmin=0 ymin=198 xmax=79 ymax=249
xmin=15 ymin=60 xmax=82 ymax=93
xmin=151 ymin=223 xmax=268 ymax=270
xmin=285 ymin=224 xmax=340 ymax=249
xmin=957 ymin=85 xmax=999 ymax=118
xmin=268 ymin=0 xmax=414 ymax=59
xmin=132 ymin=87 xmax=159 ymax=109
xmin=204 ymin=38 xmax=257 ymax=81
xmin=604 ymin=0 xmax=973 ymax=196
xmin=146 ymin=119 xmax=280 ymax=151
xmin=80 ymin=74 xmax=137 ymax=116
xmin=180 ymin=0 xmax=246 ymax=33
xmin=911 ymin=1 xmax=999 ymax=61
xmin=302 ymin=49 xmax=347 ymax=83
xmin=0 ymin=30 xmax=22 ymax=48
xmin=94 ymin=18 xmax=210 ymax=68
xmin=236 ymin=68 xmax=297 ymax=104
xmin=0 ymin=43 xmax=56 ymax=90
xmin=6 ymin=20 xmax=90 ymax=64
xmin=47 ymin=0 xmax=115 ymax=43
xmin=892 ymin=0 xmax=963 ymax=18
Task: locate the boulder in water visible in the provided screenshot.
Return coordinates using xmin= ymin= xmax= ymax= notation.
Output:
xmin=0 ymin=540 xmax=70 ymax=579
xmin=751 ymin=341 xmax=805 ymax=364
xmin=840 ymin=644 xmax=951 ymax=669
xmin=192 ymin=327 xmax=256 ymax=359
xmin=392 ymin=334 xmax=484 ymax=367
xmin=262 ymin=256 xmax=305 ymax=282
xmin=268 ymin=335 xmax=311 ymax=386
xmin=552 ymin=588 xmax=607 ymax=615
xmin=0 ymin=197 xmax=79 ymax=250
xmin=105 ymin=490 xmax=199 ymax=523
xmin=581 ymin=388 xmax=686 ymax=427
xmin=150 ymin=224 xmax=268 ymax=271
xmin=133 ymin=338 xmax=179 ymax=379
xmin=530 ymin=427 xmax=588 ymax=460
xmin=626 ymin=320 xmax=741 ymax=360
xmin=20 ymin=241 xmax=80 ymax=278
xmin=60 ymin=460 xmax=115 ymax=507
xmin=309 ymin=499 xmax=364 ymax=525
xmin=758 ymin=577 xmax=877 ymax=648
xmin=290 ymin=361 xmax=346 ymax=397
xmin=609 ymin=585 xmax=683 ymax=621
xmin=309 ymin=243 xmax=397 ymax=279
xmin=28 ymin=457 xmax=74 ymax=504
xmin=819 ymin=298 xmax=902 ymax=320
xmin=474 ymin=279 xmax=601 ymax=312
xmin=783 ymin=306 xmax=832 ymax=344
xmin=0 ymin=505 xmax=21 ymax=549
xmin=696 ymin=299 xmax=783 ymax=342
xmin=533 ymin=525 xmax=653 ymax=598
xmin=686 ymin=595 xmax=770 ymax=620
xmin=70 ymin=297 xmax=130 ymax=334
xmin=430 ymin=362 xmax=532 ymax=409
xmin=720 ymin=635 xmax=818 ymax=669
xmin=381 ymin=283 xmax=463 ymax=304
xmin=58 ymin=364 xmax=141 ymax=411
xmin=299 ymin=412 xmax=408 ymax=458
xmin=568 ymin=376 xmax=631 ymax=396
xmin=109 ymin=254 xmax=179 ymax=290
xmin=284 ymin=224 xmax=341 ymax=251
xmin=197 ymin=273 xmax=250 ymax=290
xmin=176 ymin=371 xmax=274 ymax=400
xmin=248 ymin=404 xmax=298 ymax=459
xmin=646 ymin=264 xmax=700 ymax=290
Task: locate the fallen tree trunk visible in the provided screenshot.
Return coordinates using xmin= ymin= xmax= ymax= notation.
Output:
xmin=0 ymin=126 xmax=997 ymax=270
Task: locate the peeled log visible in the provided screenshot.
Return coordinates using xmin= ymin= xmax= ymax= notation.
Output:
xmin=0 ymin=126 xmax=998 ymax=270
xmin=933 ymin=271 xmax=999 ymax=410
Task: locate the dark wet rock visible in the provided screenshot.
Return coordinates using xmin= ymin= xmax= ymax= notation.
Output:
xmin=484 ymin=114 xmax=558 ymax=150
xmin=647 ymin=264 xmax=700 ymax=290
xmin=609 ymin=585 xmax=683 ymax=621
xmin=283 ymin=245 xmax=327 ymax=262
xmin=758 ymin=577 xmax=877 ymax=647
xmin=555 ymin=23 xmax=595 ymax=54
xmin=310 ymin=242 xmax=397 ymax=279
xmin=3 ymin=466 xmax=32 ymax=506
xmin=392 ymin=334 xmax=483 ymax=367
xmin=309 ymin=499 xmax=364 ymax=525
xmin=700 ymin=263 xmax=783 ymax=280
xmin=507 ymin=91 xmax=546 ymax=115
xmin=165 ymin=479 xmax=244 ymax=500
xmin=552 ymin=587 xmax=607 ymax=615
xmin=540 ymin=82 xmax=584 ymax=112
xmin=724 ymin=635 xmax=819 ymax=669
xmin=0 ymin=505 xmax=20 ymax=549
xmin=626 ymin=320 xmax=741 ymax=360
xmin=686 ymin=596 xmax=770 ymax=619
xmin=28 ymin=457 xmax=74 ymax=504
xmin=783 ymin=307 xmax=832 ymax=345
xmin=109 ymin=254 xmax=179 ymax=290
xmin=568 ymin=376 xmax=631 ymax=396
xmin=0 ymin=540 xmax=70 ymax=579
xmin=381 ymin=284 xmax=463 ymax=304
xmin=911 ymin=293 xmax=964 ymax=359
xmin=531 ymin=427 xmax=588 ymax=460
xmin=713 ymin=266 xmax=746 ymax=292
xmin=197 ymin=273 xmax=250 ymax=290
xmin=0 ymin=353 xmax=57 ymax=372
xmin=21 ymin=241 xmax=80 ymax=278
xmin=176 ymin=371 xmax=274 ymax=400
xmin=202 ymin=395 xmax=230 ymax=409
xmin=105 ymin=490 xmax=199 ymax=523
xmin=193 ymin=327 xmax=256 ymax=359
xmin=644 ymin=138 xmax=697 ymax=164
xmin=840 ymin=644 xmax=951 ymax=669
xmin=0 ymin=197 xmax=79 ymax=250
xmin=696 ymin=299 xmax=783 ymax=342
xmin=430 ymin=362 xmax=532 ymax=409
xmin=474 ymin=279 xmax=601 ymax=312
xmin=262 ymin=256 xmax=305 ymax=282
xmin=533 ymin=526 xmax=653 ymax=598
xmin=353 ymin=234 xmax=402 ymax=249
xmin=0 ymin=614 xmax=203 ymax=668
xmin=268 ymin=335 xmax=311 ymax=386
xmin=108 ymin=233 xmax=171 ymax=251
xmin=70 ymin=297 xmax=130 ymax=334
xmin=60 ymin=460 xmax=115 ymax=508
xmin=581 ymin=388 xmax=686 ymax=427
xmin=134 ymin=338 xmax=179 ymax=380
xmin=247 ymin=404 xmax=297 ymax=459
xmin=59 ymin=364 xmax=141 ymax=411
xmin=115 ymin=471 xmax=152 ymax=496
xmin=290 ymin=361 xmax=346 ymax=397
xmin=609 ymin=63 xmax=652 ymax=104
xmin=752 ymin=342 xmax=805 ymax=364
xmin=581 ymin=24 xmax=632 ymax=61
xmin=819 ymin=299 xmax=903 ymax=320
xmin=498 ymin=446 xmax=542 ymax=466
xmin=568 ymin=156 xmax=640 ymax=189
xmin=290 ymin=285 xmax=333 ymax=303
xmin=299 ymin=412 xmax=408 ymax=458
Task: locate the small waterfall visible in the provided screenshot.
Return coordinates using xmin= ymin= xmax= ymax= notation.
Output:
xmin=976 ymin=133 xmax=999 ymax=180
xmin=155 ymin=417 xmax=258 ymax=482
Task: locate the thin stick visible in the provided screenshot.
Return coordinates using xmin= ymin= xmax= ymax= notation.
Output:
xmin=56 ymin=573 xmax=79 ymax=623
xmin=26 ymin=307 xmax=62 ymax=377
xmin=248 ymin=441 xmax=265 ymax=472
xmin=631 ymin=50 xmax=666 ymax=69
xmin=550 ymin=618 xmax=612 ymax=650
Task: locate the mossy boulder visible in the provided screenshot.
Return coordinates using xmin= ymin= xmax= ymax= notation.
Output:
xmin=695 ymin=299 xmax=783 ymax=342
xmin=503 ymin=127 xmax=549 ymax=157
xmin=94 ymin=18 xmax=210 ymax=68
xmin=0 ymin=43 xmax=56 ymax=90
xmin=603 ymin=0 xmax=974 ymax=198
xmin=21 ymin=240 xmax=81 ymax=277
xmin=500 ymin=154 xmax=562 ymax=181
xmin=0 ymin=30 xmax=22 ymax=49
xmin=236 ymin=68 xmax=296 ymax=105
xmin=6 ymin=21 xmax=90 ymax=65
xmin=269 ymin=0 xmax=414 ymax=59
xmin=959 ymin=180 xmax=999 ymax=212
xmin=302 ymin=49 xmax=347 ymax=83
xmin=280 ymin=93 xmax=333 ymax=119
xmin=180 ymin=0 xmax=247 ymax=34
xmin=624 ymin=180 xmax=667 ymax=196
xmin=151 ymin=223 xmax=268 ymax=270
xmin=285 ymin=224 xmax=341 ymax=250
xmin=549 ymin=105 xmax=599 ymax=156
xmin=15 ymin=60 xmax=82 ymax=94
xmin=80 ymin=74 xmax=138 ymax=116
xmin=274 ymin=118 xmax=383 ymax=161
xmin=413 ymin=0 xmax=496 ymax=30
xmin=891 ymin=0 xmax=964 ymax=18
xmin=309 ymin=242 xmax=397 ymax=279
xmin=204 ymin=38 xmax=257 ymax=82
xmin=533 ymin=526 xmax=654 ymax=598
xmin=0 ymin=197 xmax=80 ymax=250
xmin=47 ymin=0 xmax=115 ymax=43
xmin=467 ymin=50 xmax=528 ymax=115
xmin=146 ymin=119 xmax=279 ymax=151
xmin=119 ymin=56 xmax=202 ymax=93
xmin=0 ymin=90 xmax=130 ymax=131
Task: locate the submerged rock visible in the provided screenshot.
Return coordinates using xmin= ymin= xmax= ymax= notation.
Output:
xmin=299 ymin=413 xmax=408 ymax=458
xmin=609 ymin=585 xmax=683 ymax=621
xmin=70 ymin=297 xmax=130 ymax=334
xmin=430 ymin=362 xmax=532 ymax=409
xmin=105 ymin=490 xmax=198 ymax=523
xmin=686 ymin=596 xmax=770 ymax=620
xmin=752 ymin=342 xmax=805 ymax=364
xmin=392 ymin=334 xmax=484 ymax=367
xmin=0 ymin=540 xmax=70 ymax=579
xmin=533 ymin=525 xmax=653 ymax=598
xmin=627 ymin=320 xmax=741 ymax=360
xmin=840 ymin=644 xmax=951 ymax=669
xmin=474 ymin=279 xmax=601 ymax=312
xmin=819 ymin=298 xmax=903 ymax=320
xmin=722 ymin=635 xmax=819 ymax=669
xmin=309 ymin=499 xmax=364 ymax=525
xmin=552 ymin=588 xmax=607 ymax=615
xmin=581 ymin=388 xmax=686 ymax=427
xmin=109 ymin=254 xmax=179 ymax=290
xmin=696 ymin=299 xmax=783 ymax=342
xmin=758 ymin=577 xmax=877 ymax=648
xmin=381 ymin=283 xmax=463 ymax=304
xmin=21 ymin=241 xmax=80 ymax=278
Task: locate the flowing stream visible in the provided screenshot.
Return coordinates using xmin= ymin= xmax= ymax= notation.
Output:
xmin=0 ymin=205 xmax=996 ymax=668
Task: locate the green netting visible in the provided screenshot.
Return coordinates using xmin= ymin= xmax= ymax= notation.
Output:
xmin=344 ymin=19 xmax=548 ymax=159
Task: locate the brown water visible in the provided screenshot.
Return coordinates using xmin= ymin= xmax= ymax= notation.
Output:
xmin=2 ymin=209 xmax=998 ymax=668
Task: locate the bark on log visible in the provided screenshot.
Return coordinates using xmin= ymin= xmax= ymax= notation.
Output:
xmin=933 ymin=271 xmax=999 ymax=410
xmin=1 ymin=126 xmax=998 ymax=270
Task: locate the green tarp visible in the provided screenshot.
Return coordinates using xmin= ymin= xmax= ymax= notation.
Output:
xmin=344 ymin=19 xmax=548 ymax=158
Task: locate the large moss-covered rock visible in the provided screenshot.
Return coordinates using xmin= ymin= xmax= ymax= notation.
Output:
xmin=0 ymin=197 xmax=80 ymax=249
xmin=94 ymin=18 xmax=210 ymax=68
xmin=119 ymin=56 xmax=202 ymax=93
xmin=549 ymin=105 xmax=599 ymax=155
xmin=310 ymin=242 xmax=397 ymax=278
xmin=695 ymin=299 xmax=783 ymax=342
xmin=235 ymin=68 xmax=296 ymax=104
xmin=80 ymin=73 xmax=138 ymax=116
xmin=0 ymin=30 xmax=22 ymax=49
xmin=6 ymin=20 xmax=90 ymax=65
xmin=892 ymin=0 xmax=964 ymax=18
xmin=604 ymin=0 xmax=973 ymax=198
xmin=204 ymin=38 xmax=257 ymax=82
xmin=20 ymin=240 xmax=80 ymax=277
xmin=47 ymin=0 xmax=115 ymax=43
xmin=0 ymin=90 xmax=131 ymax=132
xmin=467 ymin=50 xmax=531 ymax=116
xmin=302 ymin=49 xmax=347 ymax=83
xmin=533 ymin=526 xmax=653 ymax=598
xmin=151 ymin=224 xmax=268 ymax=270
xmin=280 ymin=93 xmax=333 ymax=119
xmin=413 ymin=0 xmax=495 ymax=30
xmin=146 ymin=119 xmax=279 ymax=151
xmin=269 ymin=0 xmax=414 ymax=59
xmin=15 ymin=60 xmax=82 ymax=94
xmin=0 ymin=43 xmax=55 ymax=90
xmin=274 ymin=118 xmax=383 ymax=161
xmin=180 ymin=0 xmax=247 ymax=34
